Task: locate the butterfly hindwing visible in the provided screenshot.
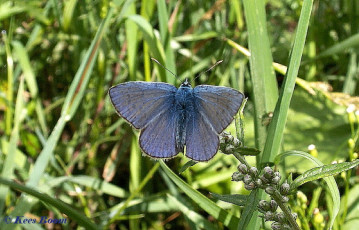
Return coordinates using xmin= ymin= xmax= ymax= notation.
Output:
xmin=109 ymin=82 xmax=177 ymax=129
xmin=185 ymin=85 xmax=244 ymax=161
xmin=185 ymin=110 xmax=219 ymax=161
xmin=139 ymin=107 xmax=179 ymax=158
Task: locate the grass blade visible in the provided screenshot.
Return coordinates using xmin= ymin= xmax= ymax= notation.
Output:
xmin=128 ymin=15 xmax=167 ymax=81
xmin=291 ymin=160 xmax=359 ymax=190
xmin=3 ymin=30 xmax=13 ymax=136
xmin=0 ymin=177 xmax=98 ymax=230
xmin=160 ymin=161 xmax=239 ymax=229
xmin=275 ymin=150 xmax=340 ymax=229
xmin=242 ymin=0 xmax=279 ymax=152
xmin=0 ymin=77 xmax=25 ymax=213
xmin=167 ymin=194 xmax=217 ymax=230
xmin=12 ymin=40 xmax=48 ymax=135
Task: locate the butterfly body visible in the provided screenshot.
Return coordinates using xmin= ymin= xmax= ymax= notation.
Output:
xmin=173 ymin=81 xmax=196 ymax=154
xmin=109 ymin=80 xmax=243 ymax=162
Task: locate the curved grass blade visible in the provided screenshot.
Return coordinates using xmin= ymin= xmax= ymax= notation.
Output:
xmin=291 ymin=160 xmax=359 ymax=189
xmin=275 ymin=150 xmax=340 ymax=230
xmin=62 ymin=0 xmax=78 ymax=32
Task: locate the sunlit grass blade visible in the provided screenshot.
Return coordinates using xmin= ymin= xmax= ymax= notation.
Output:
xmin=343 ymin=51 xmax=357 ymax=95
xmin=244 ymin=0 xmax=314 ymax=228
xmin=128 ymin=15 xmax=167 ymax=81
xmin=174 ymin=31 xmax=218 ymax=42
xmin=62 ymin=0 xmax=78 ymax=32
xmin=12 ymin=41 xmax=48 ymax=135
xmin=241 ymin=0 xmax=279 ymax=228
xmin=129 ymin=136 xmax=141 ymax=190
xmin=242 ymin=0 xmax=279 ymax=153
xmin=0 ymin=2 xmax=26 ymax=21
xmin=125 ymin=0 xmax=139 ymax=81
xmin=158 ymin=0 xmax=176 ymax=84
xmin=3 ymin=30 xmax=13 ymax=136
xmin=261 ymin=0 xmax=313 ymax=162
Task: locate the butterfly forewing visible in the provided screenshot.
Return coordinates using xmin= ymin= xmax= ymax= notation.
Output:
xmin=193 ymin=85 xmax=244 ymax=133
xmin=109 ymin=82 xmax=177 ymax=129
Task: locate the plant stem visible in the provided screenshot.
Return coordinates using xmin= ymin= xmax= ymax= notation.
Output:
xmin=271 ymin=190 xmax=300 ymax=230
xmin=232 ymin=152 xmax=251 ymax=169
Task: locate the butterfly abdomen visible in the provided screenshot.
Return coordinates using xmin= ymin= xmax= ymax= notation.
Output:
xmin=174 ymin=85 xmax=195 ymax=154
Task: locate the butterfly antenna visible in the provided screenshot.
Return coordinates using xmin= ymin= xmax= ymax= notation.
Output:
xmin=194 ymin=60 xmax=223 ymax=81
xmin=151 ymin=57 xmax=177 ymax=78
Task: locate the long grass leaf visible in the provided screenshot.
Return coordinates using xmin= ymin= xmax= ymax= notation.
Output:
xmin=261 ymin=0 xmax=313 ymax=163
xmin=242 ymin=0 xmax=278 ymax=152
xmin=62 ymin=0 xmax=78 ymax=32
xmin=0 ymin=77 xmax=25 ymax=213
xmin=3 ymin=30 xmax=13 ymax=136
xmin=128 ymin=15 xmax=167 ymax=81
xmin=125 ymin=1 xmax=139 ymax=81
xmin=158 ymin=0 xmax=176 ymax=84
xmin=12 ymin=41 xmax=48 ymax=135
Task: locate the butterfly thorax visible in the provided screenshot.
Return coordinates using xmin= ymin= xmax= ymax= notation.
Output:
xmin=174 ymin=83 xmax=195 ymax=153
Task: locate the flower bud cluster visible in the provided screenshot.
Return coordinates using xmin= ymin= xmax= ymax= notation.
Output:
xmin=258 ymin=201 xmax=298 ymax=230
xmin=232 ymin=164 xmax=296 ymax=229
xmin=232 ymin=164 xmax=290 ymax=194
xmin=219 ymin=131 xmax=241 ymax=154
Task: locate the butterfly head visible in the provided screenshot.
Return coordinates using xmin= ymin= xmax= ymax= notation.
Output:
xmin=180 ymin=79 xmax=192 ymax=88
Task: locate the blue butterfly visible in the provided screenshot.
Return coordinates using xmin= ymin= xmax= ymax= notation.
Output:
xmin=109 ymin=79 xmax=244 ymax=161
